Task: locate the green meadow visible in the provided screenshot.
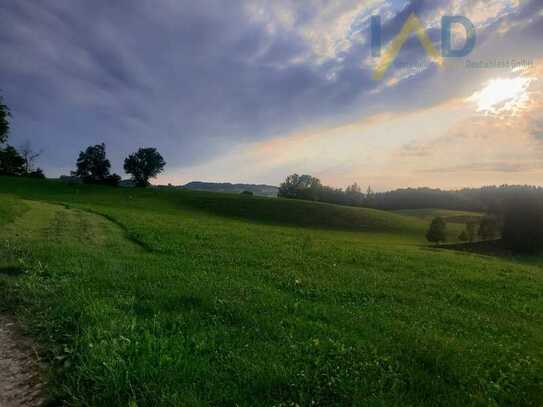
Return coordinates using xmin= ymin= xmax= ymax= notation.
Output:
xmin=1 ymin=177 xmax=542 ymax=406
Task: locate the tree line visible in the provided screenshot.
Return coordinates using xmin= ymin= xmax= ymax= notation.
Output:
xmin=426 ymin=215 xmax=500 ymax=245
xmin=280 ymin=174 xmax=543 ymax=255
xmin=73 ymin=143 xmax=165 ymax=187
xmin=278 ymin=174 xmax=370 ymax=207
xmin=279 ymin=174 xmax=543 ymax=215
xmin=425 ymin=194 xmax=543 ymax=255
xmin=0 ymin=95 xmax=165 ymax=187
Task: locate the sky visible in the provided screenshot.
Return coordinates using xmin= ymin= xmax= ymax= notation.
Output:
xmin=1 ymin=0 xmax=542 ymax=190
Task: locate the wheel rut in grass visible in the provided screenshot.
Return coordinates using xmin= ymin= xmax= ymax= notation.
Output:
xmin=0 ymin=200 xmax=145 ymax=406
xmin=0 ymin=200 xmax=144 ymax=255
xmin=0 ymin=315 xmax=44 ymax=407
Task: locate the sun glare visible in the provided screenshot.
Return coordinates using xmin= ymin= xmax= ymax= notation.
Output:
xmin=468 ymin=76 xmax=535 ymax=116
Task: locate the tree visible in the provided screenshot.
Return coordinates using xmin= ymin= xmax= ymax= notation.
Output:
xmin=426 ymin=217 xmax=447 ymax=245
xmin=124 ymin=148 xmax=166 ymax=187
xmin=19 ymin=140 xmax=43 ymax=173
xmin=74 ymin=143 xmax=120 ymax=186
xmin=278 ymin=174 xmax=322 ymax=201
xmin=345 ymin=183 xmax=365 ymax=206
xmin=458 ymin=230 xmax=468 ymax=242
xmin=0 ymin=145 xmax=26 ymax=176
xmin=502 ymin=194 xmax=543 ymax=254
xmin=0 ymin=96 xmax=10 ymax=144
xmin=478 ymin=216 xmax=499 ymax=241
xmin=466 ymin=222 xmax=477 ymax=243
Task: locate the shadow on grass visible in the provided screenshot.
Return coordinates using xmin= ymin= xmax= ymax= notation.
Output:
xmin=437 ymin=240 xmax=510 ymax=257
xmin=435 ymin=240 xmax=543 ymax=267
xmin=0 ymin=266 xmax=25 ymax=277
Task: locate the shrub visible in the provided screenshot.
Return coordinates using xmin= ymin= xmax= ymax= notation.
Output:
xmin=426 ymin=217 xmax=447 ymax=245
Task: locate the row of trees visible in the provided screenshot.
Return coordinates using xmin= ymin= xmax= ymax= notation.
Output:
xmin=0 ymin=98 xmax=45 ymax=178
xmin=278 ymin=174 xmax=372 ymax=207
xmin=72 ymin=143 xmax=166 ymax=187
xmin=0 ymin=95 xmax=166 ymax=187
xmin=279 ymin=174 xmax=543 ymax=215
xmin=426 ymin=192 xmax=543 ymax=254
xmin=426 ymin=216 xmax=500 ymax=245
xmin=369 ymin=185 xmax=543 ymax=213
xmin=279 ymin=175 xmax=543 ymax=254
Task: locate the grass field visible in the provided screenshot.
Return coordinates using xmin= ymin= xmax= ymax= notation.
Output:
xmin=1 ymin=177 xmax=542 ymax=406
xmin=394 ymin=209 xmax=484 ymax=224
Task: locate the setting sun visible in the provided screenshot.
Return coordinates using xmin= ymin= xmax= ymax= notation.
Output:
xmin=468 ymin=76 xmax=535 ymax=116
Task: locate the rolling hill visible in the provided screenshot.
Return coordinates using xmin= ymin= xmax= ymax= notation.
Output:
xmin=0 ymin=176 xmax=542 ymax=406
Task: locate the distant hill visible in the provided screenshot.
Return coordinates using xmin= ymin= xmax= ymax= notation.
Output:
xmin=182 ymin=181 xmax=279 ymax=197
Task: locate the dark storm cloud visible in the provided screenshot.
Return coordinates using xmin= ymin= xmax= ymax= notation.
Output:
xmin=0 ymin=0 xmax=352 ymax=175
xmin=0 ymin=0 xmax=540 ymax=179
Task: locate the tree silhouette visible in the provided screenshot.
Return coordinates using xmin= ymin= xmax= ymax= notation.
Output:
xmin=124 ymin=148 xmax=166 ymax=187
xmin=426 ymin=217 xmax=447 ymax=245
xmin=345 ymin=183 xmax=365 ymax=206
xmin=278 ymin=174 xmax=322 ymax=201
xmin=0 ymin=96 xmax=10 ymax=144
xmin=0 ymin=145 xmax=25 ymax=176
xmin=74 ymin=143 xmax=120 ymax=186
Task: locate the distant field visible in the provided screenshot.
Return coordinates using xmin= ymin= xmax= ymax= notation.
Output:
xmin=393 ymin=208 xmax=484 ymax=223
xmin=1 ymin=177 xmax=542 ymax=406
xmin=393 ymin=209 xmax=485 ymax=241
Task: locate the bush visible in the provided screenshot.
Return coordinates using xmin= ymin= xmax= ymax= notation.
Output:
xmin=426 ymin=217 xmax=447 ymax=245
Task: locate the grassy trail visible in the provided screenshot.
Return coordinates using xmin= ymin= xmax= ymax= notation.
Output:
xmin=0 ymin=200 xmax=143 ymax=254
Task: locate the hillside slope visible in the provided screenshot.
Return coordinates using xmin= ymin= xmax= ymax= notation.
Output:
xmin=0 ymin=177 xmax=427 ymax=237
xmin=1 ymin=177 xmax=542 ymax=406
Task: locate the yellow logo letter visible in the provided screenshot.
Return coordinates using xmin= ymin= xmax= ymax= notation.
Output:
xmin=373 ymin=13 xmax=443 ymax=81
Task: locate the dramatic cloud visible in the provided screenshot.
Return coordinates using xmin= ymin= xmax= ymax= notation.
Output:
xmin=0 ymin=0 xmax=541 ymax=188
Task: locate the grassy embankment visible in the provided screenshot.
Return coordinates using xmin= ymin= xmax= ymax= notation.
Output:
xmin=0 ymin=177 xmax=542 ymax=406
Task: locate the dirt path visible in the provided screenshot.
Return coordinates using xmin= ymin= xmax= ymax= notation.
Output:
xmin=0 ymin=316 xmax=45 ymax=407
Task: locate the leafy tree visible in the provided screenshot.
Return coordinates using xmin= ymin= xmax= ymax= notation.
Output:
xmin=478 ymin=216 xmax=499 ymax=241
xmin=345 ymin=183 xmax=365 ymax=206
xmin=278 ymin=174 xmax=322 ymax=201
xmin=502 ymin=194 xmax=543 ymax=254
xmin=0 ymin=96 xmax=10 ymax=144
xmin=74 ymin=143 xmax=120 ymax=186
xmin=426 ymin=217 xmax=447 ymax=245
xmin=0 ymin=145 xmax=26 ymax=176
xmin=124 ymin=148 xmax=166 ymax=187
xmin=466 ymin=222 xmax=477 ymax=243
xmin=458 ymin=230 xmax=468 ymax=242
